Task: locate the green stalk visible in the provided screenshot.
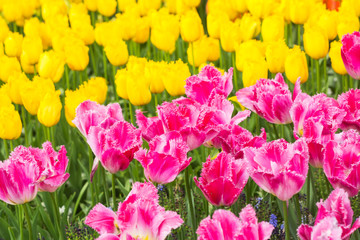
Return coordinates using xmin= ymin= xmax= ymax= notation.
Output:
xmin=289 ymin=23 xmax=293 ymax=47
xmin=9 ymin=140 xmax=13 ymax=152
xmin=271 ymin=124 xmax=279 ymax=140
xmin=184 ymin=168 xmax=196 ymax=238
xmin=129 ymin=101 xmax=134 ymax=125
xmin=90 ymin=45 xmax=97 ymax=76
xmin=3 ymin=139 xmax=9 ymax=158
xmin=232 ymin=52 xmax=238 ymax=91
xmin=50 ymin=192 xmax=63 ymax=240
xmin=343 ymin=74 xmax=348 ymax=92
xmin=33 ymin=65 xmax=37 ymax=76
xmin=46 ymin=127 xmax=51 ymax=142
xmin=88 ymin=146 xmax=95 ymax=207
xmin=283 ymin=201 xmax=290 ymax=240
xmin=112 ymin=174 xmax=116 ymax=210
xmin=102 ymin=48 xmax=108 ymax=81
xmin=349 ymin=75 xmax=354 ymax=89
xmin=297 ymin=24 xmax=301 ymax=47
xmin=101 ymin=166 xmax=110 ymax=206
xmin=324 ymin=58 xmax=328 ymax=93
xmin=316 ymin=59 xmax=320 ymax=93
xmin=23 ymin=204 xmax=33 ymax=240
xmin=65 ymin=65 xmax=70 ymax=90
xmin=284 ymin=22 xmax=288 ymax=46
xmin=219 ymin=40 xmax=223 ymax=69
xmin=78 ymin=70 xmax=83 ymax=85
xmin=154 ymin=94 xmax=158 ymax=113
xmin=112 ymin=65 xmax=118 ymax=101
xmin=18 ymin=205 xmax=23 ymax=240
xmin=256 ymin=114 xmax=260 ymax=135
xmin=191 ymin=42 xmax=196 ymax=75
xmin=294 ymin=194 xmax=302 ymax=225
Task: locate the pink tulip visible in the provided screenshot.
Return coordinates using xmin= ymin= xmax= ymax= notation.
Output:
xmin=236 ymin=73 xmax=298 ymax=124
xmin=0 ymin=158 xmax=39 ymax=205
xmin=87 ymin=120 xmax=142 ymax=179
xmin=210 ymin=125 xmax=267 ymax=160
xmin=291 ymin=91 xmax=346 ymax=168
xmin=135 ymin=110 xmax=164 ymax=141
xmin=134 ymin=131 xmax=191 ymax=184
xmin=185 ymin=65 xmax=233 ymax=105
xmin=9 ymin=142 xmax=70 ymax=192
xmin=298 ymin=188 xmax=360 ymax=240
xmin=73 ymin=100 xmax=124 ymax=137
xmin=197 ymin=205 xmax=274 ymax=240
xmin=244 ymin=139 xmax=309 ymax=201
xmin=194 ymin=152 xmax=249 ymax=206
xmin=338 ymin=89 xmax=360 ymax=132
xmin=341 ymin=31 xmax=360 ymax=80
xmin=323 ymin=130 xmax=360 ymax=197
xmin=85 ymin=182 xmax=183 ymax=240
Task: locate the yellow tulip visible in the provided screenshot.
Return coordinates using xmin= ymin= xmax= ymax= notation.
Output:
xmin=337 ymin=11 xmax=359 ymax=39
xmin=317 ymin=10 xmax=338 ymax=41
xmin=41 ymin=0 xmax=67 ymax=22
xmin=20 ymin=53 xmax=36 ymax=74
xmin=207 ymin=11 xmax=229 ymax=39
xmin=0 ymin=105 xmax=22 ymax=140
xmin=207 ymin=0 xmax=238 ymax=20
xmin=180 ymin=10 xmax=203 ymax=43
xmin=69 ymin=3 xmax=89 ymax=25
xmin=115 ymin=12 xmax=137 ymax=41
xmin=0 ymin=56 xmax=21 ymax=83
xmin=0 ymin=17 xmax=9 ymax=42
xmin=138 ymin=0 xmax=161 ymax=16
xmin=235 ymin=40 xmax=264 ymax=72
xmin=145 ymin=61 xmax=166 ymax=94
xmin=303 ymin=24 xmax=329 ymax=60
xmin=96 ymin=0 xmax=117 ymax=16
xmin=118 ymin=0 xmax=136 ymax=12
xmin=183 ymin=0 xmax=201 ymax=7
xmin=7 ymin=72 xmax=30 ymax=105
xmin=71 ymin=20 xmax=95 ymax=45
xmin=285 ymin=45 xmax=308 ymax=84
xmin=126 ymin=56 xmax=148 ymax=78
xmin=0 ymin=43 xmax=3 ymax=56
xmin=2 ymin=1 xmax=22 ymax=22
xmin=239 ymin=13 xmax=261 ymax=42
xmin=246 ymin=0 xmax=279 ymax=19
xmin=205 ymin=37 xmax=220 ymax=62
xmin=38 ymin=50 xmax=65 ymax=83
xmin=261 ymin=15 xmax=284 ymax=42
xmin=220 ymin=20 xmax=241 ymax=53
xmin=64 ymin=37 xmax=89 ymax=71
xmin=0 ymin=84 xmax=12 ymax=108
xmin=229 ymin=0 xmax=248 ymax=13
xmin=104 ymin=40 xmax=129 ymax=67
xmin=83 ymin=77 xmax=108 ymax=104
xmin=21 ymin=36 xmax=43 ymax=65
xmin=242 ymin=58 xmax=268 ymax=88
xmin=65 ymin=88 xmax=88 ymax=127
xmin=115 ymin=68 xmax=129 ymax=99
xmin=84 ymin=0 xmax=97 ymax=11
xmin=187 ymin=37 xmax=208 ymax=67
xmin=37 ymin=91 xmax=62 ymax=127
xmin=126 ymin=74 xmax=152 ymax=106
xmin=289 ymin=0 xmax=311 ymax=24
xmin=133 ymin=17 xmax=150 ymax=44
xmin=265 ymin=39 xmax=289 ymax=74
xmin=20 ymin=76 xmax=55 ymax=115
xmin=162 ymin=60 xmax=190 ymax=96
xmin=4 ymin=32 xmax=23 ymax=58
xmin=329 ymin=41 xmax=347 ymax=75
xmin=20 ymin=0 xmax=38 ymax=19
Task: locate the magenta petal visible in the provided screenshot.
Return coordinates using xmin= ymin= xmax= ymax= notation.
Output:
xmin=101 ymin=149 xmax=132 ymax=174
xmin=85 ymin=203 xmax=119 ymax=234
xmin=212 ymin=210 xmax=242 ymax=239
xmin=90 ymin=157 xmax=100 ymax=182
xmin=196 ymin=216 xmax=226 ymax=240
xmin=152 ymin=210 xmax=184 ymax=240
xmin=38 ymin=173 xmax=70 ymax=192
xmin=297 ymin=224 xmax=313 ymax=240
xmin=271 ymin=94 xmax=292 ymax=124
xmin=96 ymin=234 xmax=120 ymax=240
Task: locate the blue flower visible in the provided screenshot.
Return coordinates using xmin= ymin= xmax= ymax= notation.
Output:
xmin=255 ymin=197 xmax=263 ymax=209
xmin=269 ymin=214 xmax=278 ymax=228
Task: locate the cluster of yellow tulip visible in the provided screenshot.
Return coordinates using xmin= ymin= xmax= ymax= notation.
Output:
xmin=115 ymin=56 xmax=190 ymax=106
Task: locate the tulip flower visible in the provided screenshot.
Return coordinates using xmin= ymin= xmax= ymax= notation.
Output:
xmin=2 ymin=1 xmax=22 ymax=23
xmin=261 ymin=15 xmax=284 ymax=42
xmin=298 ymin=188 xmax=360 ymax=240
xmin=289 ymin=0 xmax=311 ymax=24
xmin=126 ymin=75 xmax=152 ymax=106
xmin=64 ymin=37 xmax=89 ymax=71
xmin=0 ymin=17 xmax=9 ymax=42
xmin=244 ymin=139 xmax=309 ymax=201
xmin=132 ymin=16 xmax=150 ymax=44
xmin=73 ymin=100 xmax=124 ymax=138
xmin=96 ymin=0 xmax=117 ymax=16
xmin=338 ymin=89 xmax=360 ymax=131
xmin=237 ymin=73 xmax=295 ymax=124
xmin=21 ymin=36 xmax=43 ymax=65
xmin=7 ymin=72 xmax=30 ymax=105
xmin=10 ymin=142 xmax=70 ymax=193
xmin=197 ymin=205 xmax=274 ymax=239
xmin=317 ymin=10 xmax=338 ymax=41
xmin=65 ymin=89 xmax=89 ymax=127
xmin=285 ymin=45 xmax=309 ymax=84
xmin=242 ymin=58 xmax=268 ymax=88
xmin=104 ymin=39 xmax=129 ymax=66
xmin=87 ymin=120 xmax=142 ymax=178
xmin=266 ymin=39 xmax=289 ymax=74
xmin=115 ymin=12 xmax=137 ymax=41
xmin=37 ymin=91 xmax=62 ymax=127
xmin=194 ymin=152 xmax=249 ymax=206
xmin=83 ymin=77 xmax=108 ymax=104
xmin=239 ymin=13 xmax=261 ymax=42
xmin=337 ymin=12 xmax=359 ymax=40
xmin=207 ymin=11 xmax=229 ymax=39
xmin=84 ymin=0 xmax=97 ymax=11
xmin=329 ymin=41 xmax=348 ymax=75
xmin=185 ymin=65 xmax=233 ymax=104
xmin=38 ymin=50 xmax=65 ymax=83
xmin=138 ymin=0 xmax=162 ymax=16
xmin=341 ymin=31 xmax=360 ymax=79
xmin=0 ymin=56 xmax=21 ymax=83
xmin=115 ymin=68 xmax=129 ymax=100
xmin=0 ymin=105 xmax=22 ymax=140
xmin=41 ymin=0 xmax=67 ymax=22
xmin=135 ymin=131 xmax=191 ymax=184
xmin=180 ymin=9 xmax=203 ymax=42
xmin=323 ymin=130 xmax=360 ymax=197
xmin=220 ymin=19 xmax=241 ymax=52
xmin=135 ymin=110 xmax=165 ymax=141
xmin=187 ymin=37 xmax=208 ymax=67
xmin=162 ymin=60 xmax=190 ymax=96
xmin=303 ymin=24 xmax=329 ymax=60
xmin=4 ymin=32 xmax=23 ymax=58
xmin=235 ymin=40 xmax=264 ymax=72
xmin=205 ymin=37 xmax=220 ymax=62
xmin=85 ymin=182 xmax=183 ymax=239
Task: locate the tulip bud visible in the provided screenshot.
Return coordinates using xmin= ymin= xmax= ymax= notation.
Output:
xmin=220 ymin=20 xmax=241 ymax=52
xmin=2 ymin=1 xmax=22 ymax=22
xmin=183 ymin=0 xmax=200 ymax=8
xmin=84 ymin=0 xmax=97 ymax=11
xmin=289 ymin=0 xmax=311 ymax=24
xmin=207 ymin=11 xmax=229 ymax=39
xmin=0 ymin=84 xmax=12 ymax=108
xmin=303 ymin=24 xmax=329 ymax=60
xmin=20 ymin=53 xmax=36 ymax=74
xmin=117 ymin=0 xmax=136 ymax=12
xmin=71 ymin=23 xmax=95 ymax=46
xmin=242 ymin=58 xmax=268 ymax=88
xmin=230 ymin=0 xmax=247 ymax=13
xmin=21 ymin=36 xmax=43 ymax=65
xmin=37 ymin=91 xmax=62 ymax=127
xmin=127 ymin=77 xmax=152 ymax=106
xmin=239 ymin=13 xmax=261 ymax=42
xmin=246 ymin=0 xmax=279 ymax=19
xmin=145 ymin=61 xmax=165 ymax=94
xmin=138 ymin=0 xmax=161 ymax=16
xmin=4 ymin=32 xmax=23 ymax=58
xmin=83 ymin=77 xmax=108 ymax=104
xmin=265 ymin=40 xmax=289 ymax=74
xmin=41 ymin=0 xmax=67 ymax=22
xmin=115 ymin=12 xmax=137 ymax=41
xmin=261 ymin=15 xmax=284 ymax=42
xmin=0 ymin=105 xmax=22 ymax=140
xmin=64 ymin=37 xmax=89 ymax=71
xmin=337 ymin=12 xmax=360 ymax=39
xmin=132 ymin=17 xmax=150 ymax=44
xmin=163 ymin=60 xmax=190 ymax=96
xmin=96 ymin=0 xmax=117 ymax=16
xmin=115 ymin=68 xmax=129 ymax=99
xmin=65 ymin=89 xmax=88 ymax=127
xmin=0 ymin=56 xmax=21 ymax=83
xmin=0 ymin=17 xmax=9 ymax=42
xmin=235 ymin=40 xmax=264 ymax=72
xmin=104 ymin=39 xmax=129 ymax=66
xmin=187 ymin=38 xmax=208 ymax=67
xmin=329 ymin=41 xmax=347 ymax=75
xmin=38 ymin=50 xmax=65 ymax=83
xmin=317 ymin=10 xmax=338 ymax=41
xmin=7 ymin=72 xmax=30 ymax=105
xmin=180 ymin=10 xmax=203 ymax=42
xmin=285 ymin=45 xmax=308 ymax=84
xmin=205 ymin=37 xmax=220 ymax=62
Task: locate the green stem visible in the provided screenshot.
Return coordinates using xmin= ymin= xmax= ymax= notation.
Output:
xmin=271 ymin=124 xmax=279 ymax=140
xmin=23 ymin=204 xmax=33 ymax=240
xmin=154 ymin=94 xmax=158 ymax=113
xmin=289 ymin=23 xmax=293 ymax=47
xmin=90 ymin=45 xmax=97 ymax=76
xmin=9 ymin=140 xmax=13 ymax=152
xmin=316 ymin=59 xmax=320 ymax=93
xmin=46 ymin=127 xmax=51 ymax=141
xmin=294 ymin=194 xmax=302 ymax=225
xmin=112 ymin=174 xmax=116 ymax=210
xmin=232 ymin=52 xmax=238 ymax=91
xmin=18 ymin=205 xmax=23 ymax=240
xmin=78 ymin=70 xmax=83 ymax=85
xmin=324 ymin=58 xmax=328 ymax=93
xmin=283 ymin=201 xmax=290 ymax=240
xmin=343 ymin=74 xmax=348 ymax=92
xmin=65 ymin=65 xmax=70 ymax=90
xmin=3 ymin=139 xmax=9 ymax=158
xmin=184 ymin=168 xmax=196 ymax=238
xmin=101 ymin=166 xmax=110 ymax=206
xmin=50 ymin=192 xmax=63 ymax=240
xmin=284 ymin=22 xmax=288 ymax=46
xmin=112 ymin=65 xmax=118 ymax=101
xmin=191 ymin=42 xmax=196 ymax=75
xmin=219 ymin=39 xmax=223 ymax=69
xmin=297 ymin=24 xmax=301 ymax=47
xmin=129 ymin=101 xmax=134 ymax=125
xmin=33 ymin=65 xmax=37 ymax=76
xmin=349 ymin=75 xmax=354 ymax=89
xmin=256 ymin=114 xmax=260 ymax=135
xmin=88 ymin=146 xmax=95 ymax=207
xmin=102 ymin=48 xmax=108 ymax=81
